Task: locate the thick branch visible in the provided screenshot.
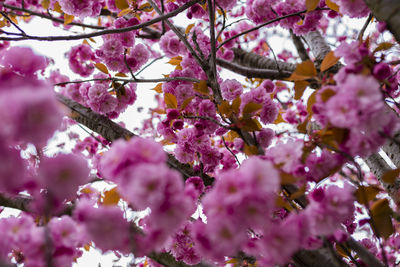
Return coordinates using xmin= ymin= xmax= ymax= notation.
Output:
xmin=293 ymin=247 xmax=347 ymax=267
xmin=303 ymin=31 xmax=332 ymax=64
xmin=290 ymin=30 xmax=310 ymax=61
xmin=364 ymin=153 xmax=400 ymax=204
xmin=56 ymin=94 xmax=215 ymax=186
xmin=149 ymin=252 xmax=215 ymax=267
xmin=382 ymin=132 xmax=400 ymax=168
xmin=216 ymin=58 xmax=292 ymax=79
xmin=232 ymin=48 xmax=296 ymax=72
xmin=0 ymin=193 xmax=30 ymax=211
xmin=346 ymin=237 xmax=385 ymax=267
xmin=363 ymin=0 xmax=400 ymax=43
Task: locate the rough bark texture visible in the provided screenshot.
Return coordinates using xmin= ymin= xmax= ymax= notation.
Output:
xmin=346 ymin=237 xmax=386 ymax=267
xmin=232 ymin=48 xmax=296 ymax=71
xmin=149 ymin=252 xmax=216 ymax=267
xmin=0 ymin=194 xmax=30 ymax=212
xmin=216 ymin=58 xmax=292 ymax=79
xmin=303 ymin=31 xmax=332 ymax=64
xmin=382 ymin=132 xmax=400 ymax=168
xmin=290 ymin=31 xmax=310 ymax=61
xmin=293 ymin=247 xmax=348 ymax=267
xmin=363 ymin=0 xmax=400 ymax=43
xmin=364 ymin=153 xmax=400 ymax=204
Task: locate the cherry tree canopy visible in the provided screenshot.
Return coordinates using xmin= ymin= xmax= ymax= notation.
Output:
xmin=0 ymin=0 xmax=400 ymax=266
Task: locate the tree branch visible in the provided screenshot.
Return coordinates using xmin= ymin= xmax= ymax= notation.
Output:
xmin=364 ymin=153 xmax=400 ymax=204
xmin=0 ymin=0 xmax=200 ymax=41
xmin=363 ymin=0 xmax=400 ymax=43
xmin=56 ymin=94 xmax=215 ymax=186
xmin=0 ymin=193 xmax=30 ymax=211
xmin=216 ymin=58 xmax=292 ymax=79
xmin=290 ymin=30 xmax=310 ymax=61
xmin=148 ymin=252 xmax=216 ymax=267
xmin=303 ymin=30 xmax=332 ymax=65
xmin=2 ymin=3 xmax=106 ymax=30
xmin=232 ymin=48 xmax=296 ymax=72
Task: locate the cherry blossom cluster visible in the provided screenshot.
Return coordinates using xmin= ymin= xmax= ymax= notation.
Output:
xmin=314 ymin=41 xmax=399 ymax=157
xmin=99 ymin=138 xmax=196 ymax=255
xmin=162 ymin=157 xmax=356 ymax=266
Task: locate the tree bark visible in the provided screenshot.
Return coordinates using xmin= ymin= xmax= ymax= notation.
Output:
xmin=363 ymin=0 xmax=400 ymax=43
xmin=364 ymin=153 xmax=400 ymax=204
xmin=232 ymin=48 xmax=296 ymax=72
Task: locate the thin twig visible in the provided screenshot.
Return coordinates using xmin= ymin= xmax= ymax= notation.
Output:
xmin=148 ymin=0 xmax=204 ymax=67
xmin=222 ymin=136 xmax=241 ymax=166
xmin=217 ymin=8 xmax=329 ymax=50
xmin=358 ymin=13 xmax=373 ymax=41
xmin=2 ymin=3 xmax=105 ymax=30
xmin=135 ymin=56 xmax=164 ymax=76
xmin=183 ymin=114 xmax=231 ymax=129
xmin=54 ymin=76 xmax=200 ymax=86
xmin=0 ymin=0 xmax=201 ymax=41
xmin=0 ymin=10 xmax=26 ymax=35
xmin=207 ymin=0 xmax=222 ymax=103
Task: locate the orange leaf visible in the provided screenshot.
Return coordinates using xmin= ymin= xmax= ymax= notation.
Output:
xmin=64 ymin=14 xmax=74 ymax=25
xmin=273 ymin=112 xmax=286 ymax=124
xmin=321 ymin=51 xmax=340 ymax=72
xmin=218 ymin=100 xmax=231 ymax=117
xmin=320 ymin=88 xmax=336 ymax=102
xmin=139 ymin=3 xmax=153 ymax=12
xmin=152 ymin=83 xmax=163 ymax=93
xmin=224 ymin=130 xmax=239 ymax=142
xmin=53 ymin=1 xmax=62 ymax=13
xmin=296 ymin=60 xmax=317 ymax=77
xmin=181 ymin=96 xmax=194 ymax=110
xmin=306 ymin=0 xmax=319 ymax=12
xmin=164 ymin=93 xmax=178 ymax=109
xmin=294 ymin=80 xmax=309 ymax=100
xmin=167 ymin=56 xmax=182 ymax=66
xmin=232 ymin=97 xmax=241 ymax=115
xmin=115 ymin=72 xmax=128 ymax=77
xmin=382 ymin=168 xmax=400 ymax=184
xmin=289 ymin=60 xmax=317 ymax=81
xmin=280 ymin=172 xmax=298 ymax=185
xmin=118 ymin=8 xmax=132 ymax=17
xmin=374 ymin=42 xmax=394 ymax=53
xmin=355 ymin=185 xmax=381 ymax=205
xmin=94 ymin=63 xmax=109 ymax=74
xmin=41 ymin=0 xmax=50 ymax=9
xmin=115 ymin=0 xmax=129 ymax=10
xmin=193 ymin=80 xmax=209 ymax=95
xmin=325 ymin=0 xmax=339 ymax=12
xmin=306 ymin=90 xmax=317 ymax=114
xmin=243 ymin=102 xmax=263 ymax=115
xmin=243 ymin=144 xmax=258 ymax=156
xmin=239 ymin=118 xmax=262 ymax=132
xmin=371 ymin=198 xmax=394 ymax=239
xmin=185 ymin=23 xmax=195 ymax=35
xmin=102 ymin=187 xmax=120 ymax=206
